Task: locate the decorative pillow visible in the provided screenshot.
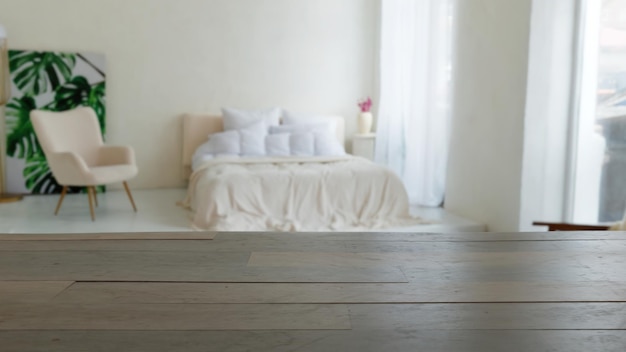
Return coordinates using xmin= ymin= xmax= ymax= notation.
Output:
xmin=192 ymin=151 xmax=215 ymax=171
xmin=265 ymin=133 xmax=291 ymax=156
xmin=221 ymin=107 xmax=281 ymax=130
xmin=281 ymin=111 xmax=337 ymax=135
xmin=191 ymin=130 xmax=240 ymax=170
xmin=269 ymin=122 xmax=333 ymax=135
xmin=193 ymin=123 xmax=345 ymax=167
xmin=240 ymin=120 xmax=267 ymax=156
xmin=207 ymin=130 xmax=241 ymax=155
xmin=192 ymin=120 xmax=267 ymax=167
xmin=314 ymin=131 xmax=346 ymax=156
xmin=289 ymin=133 xmax=315 ymax=156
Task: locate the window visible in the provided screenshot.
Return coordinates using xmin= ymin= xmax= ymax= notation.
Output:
xmin=571 ymin=0 xmax=626 ymax=222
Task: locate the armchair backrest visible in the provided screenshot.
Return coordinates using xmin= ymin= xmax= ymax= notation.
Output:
xmin=30 ymin=107 xmax=104 ymax=166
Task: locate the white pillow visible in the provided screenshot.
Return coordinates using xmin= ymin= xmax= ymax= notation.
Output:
xmin=191 ymin=151 xmax=214 ymax=171
xmin=281 ymin=111 xmax=338 ymax=135
xmin=207 ymin=130 xmax=241 ymax=155
xmin=314 ymin=132 xmax=346 ymax=156
xmin=240 ymin=120 xmax=267 ymax=156
xmin=221 ymin=107 xmax=281 ymax=130
xmin=192 ymin=120 xmax=267 ymax=166
xmin=193 ymin=126 xmax=345 ymax=166
xmin=270 ymin=122 xmax=332 ymax=135
xmin=290 ymin=133 xmax=315 ymax=156
xmin=191 ymin=130 xmax=240 ymax=170
xmin=265 ymin=134 xmax=290 ymax=156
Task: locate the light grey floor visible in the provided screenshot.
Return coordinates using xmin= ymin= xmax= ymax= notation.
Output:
xmin=0 ymin=188 xmax=485 ymax=233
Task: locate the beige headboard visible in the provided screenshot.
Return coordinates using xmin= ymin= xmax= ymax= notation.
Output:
xmin=181 ymin=114 xmax=346 ymax=179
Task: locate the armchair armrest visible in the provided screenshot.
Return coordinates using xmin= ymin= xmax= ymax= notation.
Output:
xmin=47 ymin=151 xmax=91 ymax=185
xmin=98 ymin=146 xmax=136 ymax=166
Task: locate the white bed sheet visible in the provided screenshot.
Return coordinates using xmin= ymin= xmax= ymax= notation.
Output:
xmin=179 ymin=155 xmax=426 ymax=231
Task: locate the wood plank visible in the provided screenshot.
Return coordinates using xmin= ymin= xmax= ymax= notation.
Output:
xmin=54 ymin=281 xmax=626 ymax=304
xmin=347 ymin=303 xmax=626 ymax=330
xmin=400 ymin=262 xmax=626 ymax=283
xmin=2 ymin=231 xmax=626 ymax=243
xmin=247 ymin=250 xmax=626 ymax=271
xmin=0 ymin=237 xmax=624 ymax=253
xmin=1 ymin=330 xmax=626 ymax=352
xmin=0 ymin=303 xmax=350 ymax=331
xmin=0 ymin=251 xmax=406 ymax=283
xmin=342 ymin=238 xmax=626 ymax=253
xmin=215 ymin=231 xmax=626 ymax=242
xmin=0 ymin=281 xmax=73 ymax=303
xmin=0 ymin=238 xmax=350 ymax=252
xmin=0 ymin=232 xmax=216 ymax=241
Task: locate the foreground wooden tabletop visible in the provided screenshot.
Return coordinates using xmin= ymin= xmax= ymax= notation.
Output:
xmin=1 ymin=231 xmax=625 ymax=351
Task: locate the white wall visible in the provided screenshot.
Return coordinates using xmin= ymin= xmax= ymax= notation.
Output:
xmin=0 ymin=0 xmax=377 ymax=189
xmin=445 ymin=0 xmax=533 ymax=232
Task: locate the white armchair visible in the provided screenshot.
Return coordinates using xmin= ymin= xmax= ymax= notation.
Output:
xmin=30 ymin=107 xmax=138 ymax=220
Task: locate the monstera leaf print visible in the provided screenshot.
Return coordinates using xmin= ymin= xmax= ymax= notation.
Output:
xmin=88 ymin=81 xmax=106 ymax=132
xmin=23 ymin=153 xmax=62 ymax=194
xmin=5 ymin=95 xmax=40 ymax=159
xmin=5 ymin=50 xmax=106 ymax=194
xmin=22 ymin=153 xmax=100 ymax=195
xmin=9 ymin=51 xmax=76 ymax=96
xmin=51 ymin=77 xmax=106 ymax=133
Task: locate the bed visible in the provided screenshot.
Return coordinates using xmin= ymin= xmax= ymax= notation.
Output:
xmin=179 ymin=113 xmax=425 ymax=231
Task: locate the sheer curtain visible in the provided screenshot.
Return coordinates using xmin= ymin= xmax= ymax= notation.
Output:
xmin=375 ymin=0 xmax=454 ymax=207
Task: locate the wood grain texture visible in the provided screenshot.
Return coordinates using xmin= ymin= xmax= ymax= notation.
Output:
xmin=2 ymin=330 xmax=626 ymax=352
xmin=0 ymin=281 xmax=74 ymax=303
xmin=215 ymin=231 xmax=626 ymax=241
xmin=248 ymin=250 xmax=626 ymax=269
xmin=0 ymin=303 xmax=351 ymax=331
xmin=2 ymin=231 xmax=626 ymax=351
xmin=0 ymin=232 xmax=216 ymax=241
xmin=0 ymin=251 xmax=406 ymax=283
xmin=347 ymin=303 xmax=626 ymax=330
xmin=0 ymin=237 xmax=624 ymax=253
xmin=53 ymin=281 xmax=626 ymax=304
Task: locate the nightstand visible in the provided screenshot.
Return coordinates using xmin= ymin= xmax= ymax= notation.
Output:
xmin=352 ymin=133 xmax=376 ymax=161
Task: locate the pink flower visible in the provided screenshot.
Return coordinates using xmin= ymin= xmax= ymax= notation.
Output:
xmin=357 ymin=96 xmax=372 ymax=113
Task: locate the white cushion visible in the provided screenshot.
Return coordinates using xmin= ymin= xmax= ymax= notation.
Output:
xmin=221 ymin=107 xmax=281 ymax=130
xmin=192 ymin=121 xmax=268 ymax=169
xmin=240 ymin=120 xmax=267 ymax=156
xmin=281 ymin=111 xmax=337 ymax=135
xmin=207 ymin=130 xmax=241 ymax=154
xmin=270 ymin=122 xmax=332 ymax=135
xmin=192 ymin=130 xmax=240 ymax=170
xmin=192 ymin=122 xmax=344 ymax=168
xmin=290 ymin=133 xmax=315 ymax=156
xmin=192 ymin=153 xmax=214 ymax=171
xmin=314 ymin=132 xmax=346 ymax=156
xmin=265 ymin=134 xmax=291 ymax=156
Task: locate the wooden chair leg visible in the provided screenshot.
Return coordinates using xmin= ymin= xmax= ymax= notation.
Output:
xmin=123 ymin=181 xmax=137 ymax=212
xmin=54 ymin=186 xmax=68 ymax=215
xmin=87 ymin=187 xmax=96 ymax=221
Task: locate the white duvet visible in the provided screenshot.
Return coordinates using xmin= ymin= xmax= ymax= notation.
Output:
xmin=179 ymin=155 xmax=426 ymax=231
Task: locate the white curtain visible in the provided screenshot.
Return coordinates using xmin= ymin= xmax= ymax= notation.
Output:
xmin=375 ymin=0 xmax=454 ymax=207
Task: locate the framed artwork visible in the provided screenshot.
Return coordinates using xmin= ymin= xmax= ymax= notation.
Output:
xmin=4 ymin=50 xmax=106 ymax=194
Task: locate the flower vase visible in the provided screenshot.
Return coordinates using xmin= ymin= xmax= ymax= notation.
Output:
xmin=358 ymin=112 xmax=373 ymax=134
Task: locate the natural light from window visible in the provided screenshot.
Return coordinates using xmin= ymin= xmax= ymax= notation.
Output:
xmin=573 ymin=0 xmax=626 ymax=223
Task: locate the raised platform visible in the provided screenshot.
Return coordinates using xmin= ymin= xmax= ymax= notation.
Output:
xmin=0 ymin=188 xmax=485 ymax=234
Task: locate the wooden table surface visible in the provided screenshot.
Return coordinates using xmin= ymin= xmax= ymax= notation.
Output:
xmin=1 ymin=231 xmax=626 ymax=351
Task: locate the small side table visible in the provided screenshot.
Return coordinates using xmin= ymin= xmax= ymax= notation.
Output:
xmin=352 ymin=133 xmax=376 ymax=161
